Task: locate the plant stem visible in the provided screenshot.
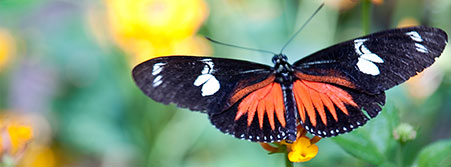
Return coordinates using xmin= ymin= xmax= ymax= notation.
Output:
xmin=362 ymin=0 xmax=371 ymax=35
xmin=285 ymin=152 xmax=294 ymax=167
xmin=397 ymin=143 xmax=405 ymax=167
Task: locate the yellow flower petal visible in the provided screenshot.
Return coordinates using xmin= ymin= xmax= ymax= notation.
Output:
xmin=288 ymin=136 xmax=318 ymax=162
xmin=7 ymin=124 xmax=33 ymax=154
xmin=19 ymin=144 xmax=56 ymax=167
xmin=105 ymin=0 xmax=210 ymax=65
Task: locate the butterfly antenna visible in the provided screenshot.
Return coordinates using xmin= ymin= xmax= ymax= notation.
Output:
xmin=205 ymin=37 xmax=278 ymax=55
xmin=279 ymin=2 xmax=325 ymax=54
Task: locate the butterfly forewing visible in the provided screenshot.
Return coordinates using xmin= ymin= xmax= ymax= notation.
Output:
xmin=132 ymin=56 xmax=273 ymax=113
xmin=294 ymin=26 xmax=448 ymax=94
xmin=291 ymin=26 xmax=447 ymax=137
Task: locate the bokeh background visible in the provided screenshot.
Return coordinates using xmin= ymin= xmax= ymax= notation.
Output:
xmin=0 ymin=0 xmax=450 ymax=166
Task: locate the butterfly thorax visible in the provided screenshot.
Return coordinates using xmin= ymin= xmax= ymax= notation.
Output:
xmin=272 ymin=54 xmax=294 ymax=84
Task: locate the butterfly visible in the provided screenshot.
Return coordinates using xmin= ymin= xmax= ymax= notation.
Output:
xmin=132 ymin=26 xmax=448 ymax=142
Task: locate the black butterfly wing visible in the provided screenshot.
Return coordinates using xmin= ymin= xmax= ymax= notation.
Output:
xmin=291 ymin=26 xmax=447 ymax=137
xmin=294 ymin=26 xmax=448 ymax=94
xmin=133 ymin=56 xmax=292 ymax=142
xmin=132 ymin=56 xmax=273 ymax=113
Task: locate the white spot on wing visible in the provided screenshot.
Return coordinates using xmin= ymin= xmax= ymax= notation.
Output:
xmin=357 ymin=58 xmax=381 ymax=75
xmin=194 ymin=74 xmax=220 ymax=96
xmin=152 ymin=62 xmax=166 ymax=75
xmin=354 ymin=39 xmax=368 ymax=55
xmin=360 ymin=45 xmax=371 ymax=54
xmin=406 ymin=31 xmax=423 ymax=42
xmin=153 ymin=75 xmax=163 ymax=87
xmin=193 ymin=75 xmax=211 ymax=86
xmin=354 ymin=38 xmax=382 ymax=75
xmin=360 ymin=53 xmax=384 ymax=63
xmin=415 ymin=43 xmax=428 ymax=53
xmin=193 ymin=60 xmax=221 ymax=96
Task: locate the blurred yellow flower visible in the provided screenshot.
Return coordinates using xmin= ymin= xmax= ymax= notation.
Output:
xmin=19 ymin=144 xmax=56 ymax=167
xmin=0 ymin=112 xmax=57 ymax=167
xmin=105 ymin=0 xmax=211 ymax=65
xmin=260 ymin=126 xmax=320 ymax=163
xmin=0 ymin=28 xmax=15 ymax=72
xmin=0 ymin=115 xmax=34 ymax=167
xmin=5 ymin=124 xmax=33 ymax=155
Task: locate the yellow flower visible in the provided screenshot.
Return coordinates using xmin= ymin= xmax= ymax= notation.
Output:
xmin=260 ymin=126 xmax=321 ymax=163
xmin=0 ymin=112 xmax=58 ymax=167
xmin=18 ymin=144 xmax=57 ymax=167
xmin=5 ymin=123 xmax=33 ymax=155
xmin=0 ymin=113 xmax=34 ymax=167
xmin=288 ymin=136 xmax=319 ymax=162
xmin=105 ymin=0 xmax=211 ymax=65
xmin=0 ymin=28 xmax=15 ymax=72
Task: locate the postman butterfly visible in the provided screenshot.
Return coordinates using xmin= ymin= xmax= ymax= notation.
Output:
xmin=132 ymin=26 xmax=448 ymax=142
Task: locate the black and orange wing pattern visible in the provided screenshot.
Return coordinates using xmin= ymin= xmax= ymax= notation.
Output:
xmin=132 ymin=26 xmax=448 ymax=142
xmin=132 ymin=56 xmax=273 ymax=113
xmin=133 ymin=56 xmax=291 ymax=142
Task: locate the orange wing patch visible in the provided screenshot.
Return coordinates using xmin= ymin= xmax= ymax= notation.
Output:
xmin=293 ymin=80 xmax=358 ymax=127
xmin=236 ymin=82 xmax=285 ymax=130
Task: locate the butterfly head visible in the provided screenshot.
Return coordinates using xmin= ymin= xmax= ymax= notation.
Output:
xmin=273 ymin=54 xmax=294 ymax=82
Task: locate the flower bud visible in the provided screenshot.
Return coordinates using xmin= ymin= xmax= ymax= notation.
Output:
xmin=393 ymin=123 xmax=417 ymax=143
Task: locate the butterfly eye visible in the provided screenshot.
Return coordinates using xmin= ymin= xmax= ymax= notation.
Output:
xmin=272 ymin=56 xmax=279 ymax=64
xmin=282 ymin=54 xmax=288 ymax=60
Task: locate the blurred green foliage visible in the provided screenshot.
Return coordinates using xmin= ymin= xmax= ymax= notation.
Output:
xmin=0 ymin=0 xmax=450 ymax=166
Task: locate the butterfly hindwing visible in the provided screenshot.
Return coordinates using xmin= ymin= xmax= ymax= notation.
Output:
xmin=209 ymin=97 xmax=289 ymax=142
xmin=297 ymin=83 xmax=386 ymax=137
xmin=132 ymin=56 xmax=273 ymax=113
xmin=293 ymin=26 xmax=448 ymax=95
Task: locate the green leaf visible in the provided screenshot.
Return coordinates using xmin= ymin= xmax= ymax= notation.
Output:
xmin=366 ymin=105 xmax=399 ymax=155
xmin=333 ymin=105 xmax=400 ymax=164
xmin=377 ymin=161 xmax=396 ymax=167
xmin=333 ymin=132 xmax=385 ymax=165
xmin=416 ymin=140 xmax=451 ymax=167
